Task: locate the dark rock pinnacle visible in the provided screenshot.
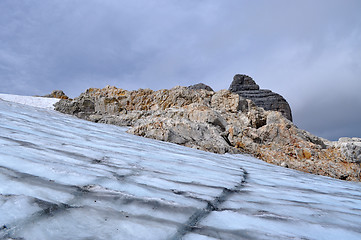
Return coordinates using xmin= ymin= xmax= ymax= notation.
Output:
xmin=229 ymin=74 xmax=293 ymax=121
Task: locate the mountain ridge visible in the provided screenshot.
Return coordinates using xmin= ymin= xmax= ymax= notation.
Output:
xmin=53 ymin=76 xmax=361 ymax=181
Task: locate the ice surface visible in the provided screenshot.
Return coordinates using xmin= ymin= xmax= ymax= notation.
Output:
xmin=0 ymin=94 xmax=59 ymax=109
xmin=0 ymin=97 xmax=361 ymax=240
xmin=197 ymin=155 xmax=361 ymax=240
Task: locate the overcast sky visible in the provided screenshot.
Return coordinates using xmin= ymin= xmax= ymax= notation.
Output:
xmin=1 ymin=0 xmax=360 ymax=140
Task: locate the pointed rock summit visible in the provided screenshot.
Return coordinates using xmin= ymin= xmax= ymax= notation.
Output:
xmin=229 ymin=74 xmax=260 ymax=91
xmin=229 ymin=74 xmax=292 ymax=121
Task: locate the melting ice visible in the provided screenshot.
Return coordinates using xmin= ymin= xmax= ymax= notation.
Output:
xmin=0 ymin=96 xmax=361 ymax=240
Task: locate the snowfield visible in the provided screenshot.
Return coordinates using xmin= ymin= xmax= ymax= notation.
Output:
xmin=0 ymin=93 xmax=59 ymax=110
xmin=0 ymin=94 xmax=361 ymax=240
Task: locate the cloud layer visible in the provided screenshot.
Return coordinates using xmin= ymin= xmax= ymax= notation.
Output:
xmin=1 ymin=0 xmax=360 ymax=140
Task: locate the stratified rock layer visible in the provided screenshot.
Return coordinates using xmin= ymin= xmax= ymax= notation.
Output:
xmin=54 ymin=85 xmax=361 ymax=181
xmin=229 ymin=74 xmax=293 ymax=121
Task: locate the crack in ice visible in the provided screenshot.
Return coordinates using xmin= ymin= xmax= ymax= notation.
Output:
xmin=170 ymin=169 xmax=248 ymax=240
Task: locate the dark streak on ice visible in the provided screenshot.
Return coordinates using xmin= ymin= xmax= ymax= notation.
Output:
xmin=0 ymin=136 xmax=40 ymax=149
xmin=170 ymin=169 xmax=248 ymax=240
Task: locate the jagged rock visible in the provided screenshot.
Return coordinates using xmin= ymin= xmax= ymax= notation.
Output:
xmin=43 ymin=90 xmax=69 ymax=99
xmin=185 ymin=104 xmax=228 ymax=131
xmin=55 ymin=96 xmax=94 ymax=116
xmin=229 ymin=74 xmax=293 ymax=121
xmin=54 ymin=83 xmax=361 ymax=182
xmin=335 ymin=137 xmax=361 ymax=163
xmin=188 ymin=83 xmax=214 ymax=92
xmin=128 ymin=107 xmax=235 ymax=154
xmin=229 ymin=74 xmax=260 ymax=91
xmin=80 ymin=85 xmax=213 ymax=112
xmin=211 ymin=90 xmax=248 ymax=113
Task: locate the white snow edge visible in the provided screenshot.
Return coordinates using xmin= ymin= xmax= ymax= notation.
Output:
xmin=0 ymin=93 xmax=60 ymax=110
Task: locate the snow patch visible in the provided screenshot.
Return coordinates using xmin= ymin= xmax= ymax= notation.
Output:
xmin=0 ymin=93 xmax=60 ymax=110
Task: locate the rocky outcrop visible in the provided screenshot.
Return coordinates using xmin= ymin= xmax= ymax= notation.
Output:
xmin=188 ymin=83 xmax=214 ymax=92
xmin=54 ymin=85 xmax=360 ymax=182
xmin=334 ymin=138 xmax=361 ymax=163
xmin=229 ymin=74 xmax=293 ymax=121
xmin=43 ymin=90 xmax=69 ymax=99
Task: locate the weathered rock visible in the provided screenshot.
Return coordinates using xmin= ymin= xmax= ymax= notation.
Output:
xmin=229 ymin=74 xmax=293 ymax=121
xmin=85 ymin=85 xmax=213 ymax=111
xmin=54 ymin=82 xmax=361 ymax=182
xmin=210 ymin=90 xmax=250 ymax=113
xmin=55 ymin=96 xmax=94 ymax=117
xmin=185 ymin=104 xmax=228 ymax=131
xmin=335 ymin=137 xmax=361 ymax=163
xmin=43 ymin=90 xmax=69 ymax=99
xmin=128 ymin=107 xmax=235 ymax=154
xmin=229 ymin=74 xmax=260 ymax=91
xmin=188 ymin=83 xmax=214 ymax=92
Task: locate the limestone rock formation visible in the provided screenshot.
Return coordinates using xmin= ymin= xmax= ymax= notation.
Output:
xmin=54 ymin=84 xmax=361 ymax=182
xmin=43 ymin=90 xmax=69 ymax=99
xmin=229 ymin=74 xmax=293 ymax=121
xmin=229 ymin=74 xmax=260 ymax=91
xmin=335 ymin=138 xmax=361 ymax=163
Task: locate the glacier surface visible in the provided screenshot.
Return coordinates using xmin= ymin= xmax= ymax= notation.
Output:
xmin=0 ymin=97 xmax=361 ymax=240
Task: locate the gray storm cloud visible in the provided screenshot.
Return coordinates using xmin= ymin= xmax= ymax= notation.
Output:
xmin=0 ymin=0 xmax=360 ymax=140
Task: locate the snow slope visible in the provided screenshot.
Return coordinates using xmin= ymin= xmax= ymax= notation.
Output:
xmin=0 ymin=93 xmax=59 ymax=109
xmin=0 ymin=96 xmax=361 ymax=240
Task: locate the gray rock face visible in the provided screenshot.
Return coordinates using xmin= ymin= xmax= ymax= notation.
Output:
xmin=229 ymin=74 xmax=260 ymax=91
xmin=55 ymin=96 xmax=94 ymax=115
xmin=335 ymin=137 xmax=361 ymax=163
xmin=229 ymin=74 xmax=293 ymax=121
xmin=188 ymin=83 xmax=214 ymax=92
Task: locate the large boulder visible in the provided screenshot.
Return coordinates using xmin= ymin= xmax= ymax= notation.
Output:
xmin=229 ymin=74 xmax=293 ymax=121
xmin=188 ymin=83 xmax=214 ymax=92
xmin=128 ymin=106 xmax=234 ymax=154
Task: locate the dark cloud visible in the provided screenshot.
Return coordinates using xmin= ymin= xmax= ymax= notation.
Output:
xmin=0 ymin=0 xmax=360 ymax=140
